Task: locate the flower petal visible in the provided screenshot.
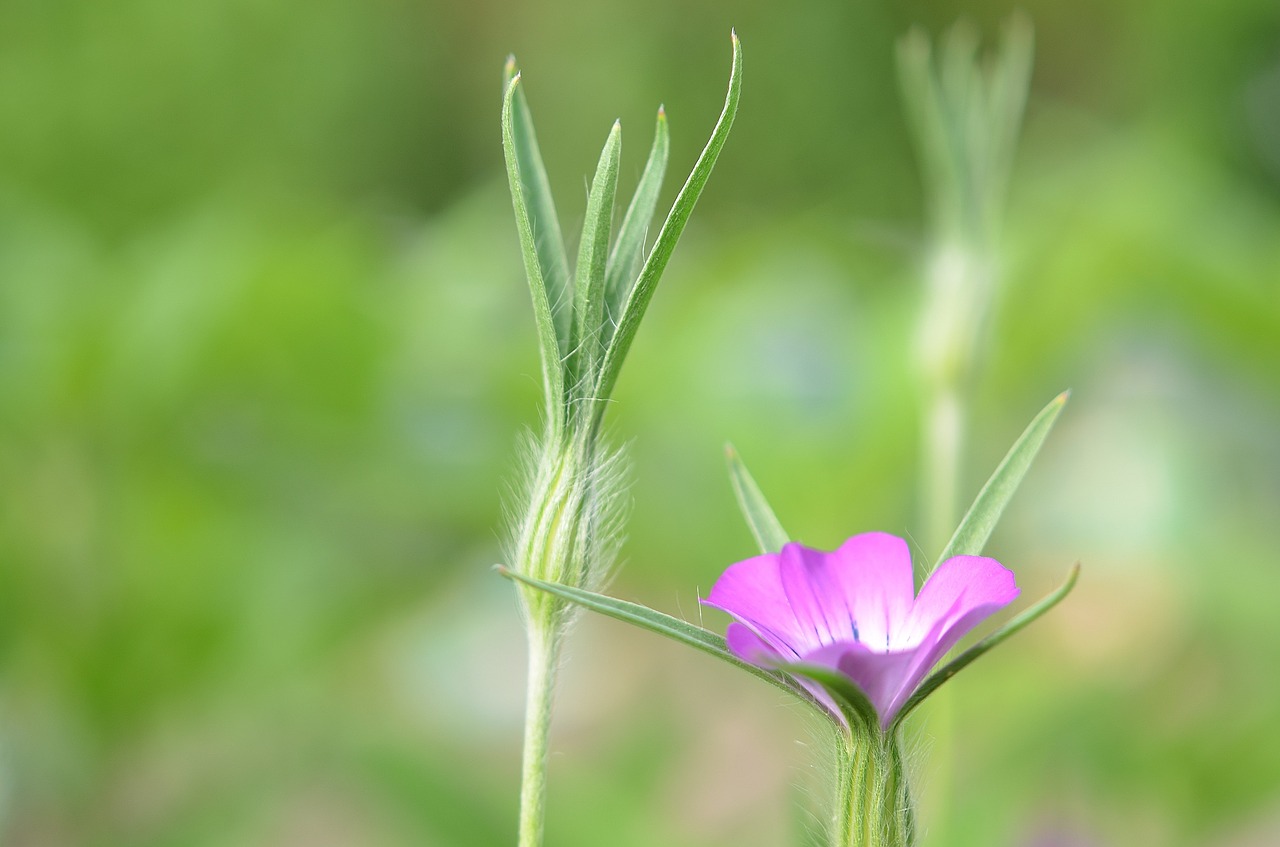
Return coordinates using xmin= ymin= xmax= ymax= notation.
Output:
xmin=801 ymin=640 xmax=909 ymax=724
xmin=727 ymin=623 xmax=844 ymax=720
xmin=829 ymin=532 xmax=916 ymax=650
xmin=877 ymin=555 xmax=1019 ymax=720
xmin=724 ymin=621 xmax=780 ymax=664
xmin=875 ymin=616 xmax=956 ymax=725
xmin=900 ymin=555 xmax=1019 ymax=648
xmin=708 ymin=538 xmax=1020 ymax=730
xmin=776 ymin=543 xmax=856 ymax=649
xmin=703 ymin=552 xmax=808 ymax=658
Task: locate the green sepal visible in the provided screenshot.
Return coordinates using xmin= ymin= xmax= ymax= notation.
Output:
xmin=777 ymin=662 xmax=880 ymax=735
xmin=502 ymin=66 xmax=571 ymax=418
xmin=936 ymin=390 xmax=1068 ymax=565
xmin=890 ymin=562 xmax=1080 ymax=730
xmin=496 ymin=565 xmax=820 ymax=708
xmin=592 ymin=30 xmax=743 ymax=420
xmin=725 ymin=444 xmax=790 ymax=555
xmin=604 ymin=107 xmax=670 ymax=345
xmin=568 ymin=121 xmax=623 ymax=396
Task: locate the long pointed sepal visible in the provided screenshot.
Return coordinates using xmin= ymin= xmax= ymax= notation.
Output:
xmin=891 ymin=562 xmax=1080 ymax=730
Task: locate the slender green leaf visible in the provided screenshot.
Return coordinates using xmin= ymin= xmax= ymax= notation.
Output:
xmin=592 ymin=30 xmax=743 ymax=417
xmin=892 ymin=562 xmax=1079 ymax=729
xmin=604 ymin=107 xmax=670 ymax=343
xmin=502 ymin=70 xmax=567 ymax=416
xmin=778 ymin=662 xmax=880 ymax=734
xmin=568 ymin=121 xmax=623 ymax=394
xmin=504 ymin=58 xmax=576 ymax=363
xmin=726 ymin=444 xmax=790 ymax=554
xmin=496 ymin=565 xmax=818 ymax=706
xmin=936 ymin=390 xmax=1068 ymax=565
xmin=503 ymin=59 xmax=573 ymax=362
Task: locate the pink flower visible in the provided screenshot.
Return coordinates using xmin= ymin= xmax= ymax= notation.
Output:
xmin=702 ymin=532 xmax=1018 ymax=729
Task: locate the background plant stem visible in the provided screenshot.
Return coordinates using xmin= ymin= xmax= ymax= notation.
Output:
xmin=922 ymin=384 xmax=963 ymax=559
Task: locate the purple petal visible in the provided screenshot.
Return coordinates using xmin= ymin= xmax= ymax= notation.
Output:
xmin=829 ymin=533 xmax=916 ymax=650
xmin=726 ymin=623 xmax=844 ymax=720
xmin=707 ymin=538 xmax=1020 ymax=730
xmin=869 ymin=616 xmax=955 ymax=725
xmin=803 ymin=640 xmax=915 ymax=724
xmin=776 ymin=543 xmax=856 ymax=649
xmin=724 ymin=622 xmax=780 ymax=664
xmin=899 ymin=555 xmax=1019 ymax=648
xmin=703 ymin=552 xmax=808 ymax=658
xmin=877 ymin=555 xmax=1019 ymax=720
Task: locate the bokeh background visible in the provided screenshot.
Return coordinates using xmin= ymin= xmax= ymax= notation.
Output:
xmin=2 ymin=0 xmax=1279 ymax=844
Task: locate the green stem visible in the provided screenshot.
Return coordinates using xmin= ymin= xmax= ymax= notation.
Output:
xmin=831 ymin=734 xmax=861 ymax=847
xmin=885 ymin=732 xmax=916 ymax=844
xmin=518 ymin=629 xmax=560 ymax=847
xmin=832 ymin=730 xmax=914 ymax=847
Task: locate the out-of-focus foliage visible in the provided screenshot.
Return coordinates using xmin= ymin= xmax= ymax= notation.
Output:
xmin=0 ymin=0 xmax=1278 ymax=845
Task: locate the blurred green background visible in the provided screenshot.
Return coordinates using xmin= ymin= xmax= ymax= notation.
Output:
xmin=2 ymin=0 xmax=1279 ymax=844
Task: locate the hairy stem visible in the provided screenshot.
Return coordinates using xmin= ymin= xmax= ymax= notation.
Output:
xmin=832 ymin=730 xmax=914 ymax=847
xmin=518 ymin=629 xmax=560 ymax=847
